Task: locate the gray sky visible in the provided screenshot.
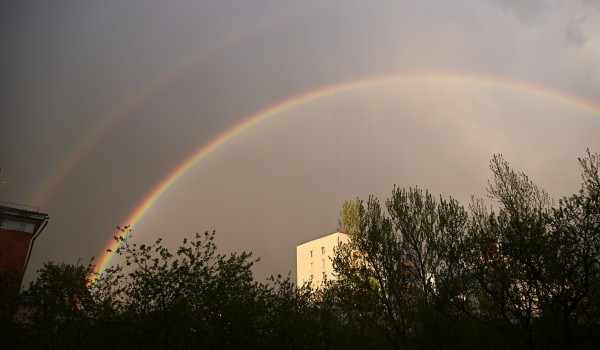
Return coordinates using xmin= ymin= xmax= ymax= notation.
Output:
xmin=1 ymin=0 xmax=599 ymax=284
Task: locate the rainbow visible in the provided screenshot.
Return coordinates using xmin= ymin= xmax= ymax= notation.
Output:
xmin=93 ymin=72 xmax=600 ymax=280
xmin=28 ymin=3 xmax=319 ymax=208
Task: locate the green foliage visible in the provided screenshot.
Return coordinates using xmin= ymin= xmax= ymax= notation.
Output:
xmin=7 ymin=150 xmax=600 ymax=349
xmin=538 ymin=150 xmax=600 ymax=349
xmin=106 ymin=229 xmax=283 ymax=349
xmin=16 ymin=261 xmax=97 ymax=349
xmin=11 ymin=229 xmax=341 ymax=349
xmin=329 ymin=150 xmax=600 ymax=349
xmin=338 ymin=199 xmax=361 ymax=236
xmin=332 ymin=188 xmax=472 ymax=348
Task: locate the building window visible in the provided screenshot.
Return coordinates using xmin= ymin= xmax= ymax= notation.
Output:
xmin=321 ymin=259 xmax=325 ymax=268
xmin=309 ymin=262 xmax=313 ymax=270
xmin=321 ymin=247 xmax=325 ymax=255
xmin=310 ymin=250 xmax=313 ymax=258
xmin=322 ymin=272 xmax=326 ymax=280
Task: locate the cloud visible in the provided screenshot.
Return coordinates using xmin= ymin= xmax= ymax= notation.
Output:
xmin=565 ymin=15 xmax=588 ymax=46
xmin=484 ymin=0 xmax=546 ymax=24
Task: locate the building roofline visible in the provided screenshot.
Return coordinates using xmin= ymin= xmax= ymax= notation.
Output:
xmin=296 ymin=231 xmax=348 ymax=247
xmin=0 ymin=201 xmax=40 ymax=213
xmin=0 ymin=203 xmax=49 ymax=233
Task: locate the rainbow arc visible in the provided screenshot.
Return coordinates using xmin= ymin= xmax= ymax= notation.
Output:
xmin=94 ymin=72 xmax=600 ymax=279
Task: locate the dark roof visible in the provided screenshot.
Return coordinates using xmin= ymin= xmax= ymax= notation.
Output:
xmin=0 ymin=201 xmax=49 ymax=233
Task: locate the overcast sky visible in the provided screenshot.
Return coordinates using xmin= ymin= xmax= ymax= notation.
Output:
xmin=1 ymin=0 xmax=600 ymax=284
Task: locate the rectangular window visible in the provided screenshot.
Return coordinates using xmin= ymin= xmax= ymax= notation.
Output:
xmin=310 ymin=250 xmax=313 ymax=258
xmin=321 ymin=259 xmax=325 ymax=268
xmin=321 ymin=247 xmax=325 ymax=255
xmin=322 ymin=272 xmax=326 ymax=279
xmin=309 ymin=262 xmax=313 ymax=270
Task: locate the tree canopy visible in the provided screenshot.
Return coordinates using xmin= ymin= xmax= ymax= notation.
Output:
xmin=3 ymin=150 xmax=599 ymax=349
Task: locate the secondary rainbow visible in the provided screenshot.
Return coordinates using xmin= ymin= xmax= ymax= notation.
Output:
xmin=94 ymin=72 xmax=600 ymax=279
xmin=28 ymin=4 xmax=316 ymax=208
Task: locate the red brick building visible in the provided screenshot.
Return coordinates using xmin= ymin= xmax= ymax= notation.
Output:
xmin=0 ymin=202 xmax=49 ymax=289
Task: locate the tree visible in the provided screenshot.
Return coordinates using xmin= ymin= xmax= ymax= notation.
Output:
xmin=10 ymin=150 xmax=599 ymax=349
xmin=97 ymin=227 xmax=342 ymax=349
xmin=13 ymin=227 xmax=356 ymax=349
xmin=332 ymin=188 xmax=473 ymax=348
xmin=536 ymin=150 xmax=600 ymax=349
xmin=461 ymin=151 xmax=600 ymax=349
xmin=338 ymin=199 xmax=361 ymax=236
xmin=330 ymin=151 xmax=600 ymax=349
xmin=17 ymin=261 xmax=97 ymax=349
xmin=463 ymin=155 xmax=554 ymax=348
xmin=103 ymin=228 xmax=268 ymax=348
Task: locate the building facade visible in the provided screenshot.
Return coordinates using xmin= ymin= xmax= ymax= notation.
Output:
xmin=0 ymin=202 xmax=49 ymax=289
xmin=296 ymin=232 xmax=349 ymax=287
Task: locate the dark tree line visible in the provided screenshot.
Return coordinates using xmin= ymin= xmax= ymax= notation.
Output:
xmin=2 ymin=231 xmax=334 ymax=350
xmin=1 ymin=151 xmax=599 ymax=349
xmin=331 ymin=150 xmax=600 ymax=349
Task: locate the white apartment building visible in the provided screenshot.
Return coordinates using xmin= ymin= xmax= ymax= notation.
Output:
xmin=296 ymin=232 xmax=349 ymax=287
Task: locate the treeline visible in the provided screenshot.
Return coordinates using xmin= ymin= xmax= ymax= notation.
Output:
xmin=1 ymin=151 xmax=599 ymax=349
xmin=331 ymin=151 xmax=600 ymax=349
